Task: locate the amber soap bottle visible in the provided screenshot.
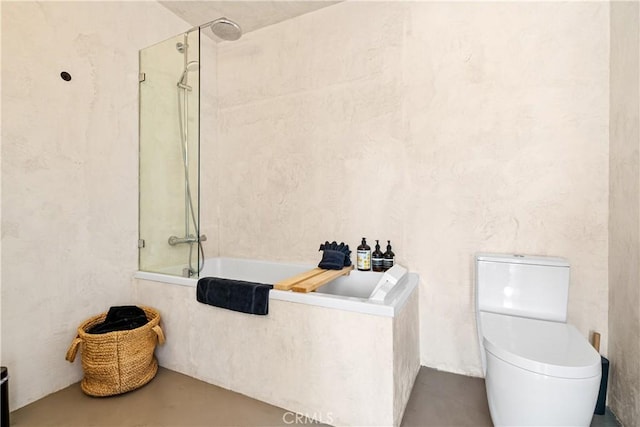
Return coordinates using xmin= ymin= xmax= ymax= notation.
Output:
xmin=357 ymin=237 xmax=371 ymax=271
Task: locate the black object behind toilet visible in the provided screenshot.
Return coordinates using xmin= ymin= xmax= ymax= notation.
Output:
xmin=594 ymin=356 xmax=609 ymax=415
xmin=1 ymin=367 xmax=8 ymax=427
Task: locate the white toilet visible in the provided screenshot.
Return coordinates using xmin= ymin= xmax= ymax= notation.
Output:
xmin=475 ymin=253 xmax=602 ymax=427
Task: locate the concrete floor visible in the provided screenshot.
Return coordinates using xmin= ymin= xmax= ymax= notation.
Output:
xmin=10 ymin=366 xmax=621 ymax=426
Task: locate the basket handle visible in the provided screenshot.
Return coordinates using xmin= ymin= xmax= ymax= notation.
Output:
xmin=65 ymin=337 xmax=82 ymax=363
xmin=152 ymin=325 xmax=166 ymax=345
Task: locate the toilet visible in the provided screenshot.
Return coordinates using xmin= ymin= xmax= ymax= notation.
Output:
xmin=475 ymin=253 xmax=601 ymax=427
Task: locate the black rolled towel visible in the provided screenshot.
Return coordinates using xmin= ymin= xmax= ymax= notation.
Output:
xmin=87 ymin=305 xmax=149 ymax=334
xmin=196 ymin=277 xmax=273 ymax=315
xmin=318 ymin=240 xmax=352 ymax=268
xmin=318 ymin=249 xmax=346 ymax=270
xmin=343 ymin=245 xmax=352 ymax=267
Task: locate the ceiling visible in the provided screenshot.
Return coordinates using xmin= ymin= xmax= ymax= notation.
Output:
xmin=159 ymin=1 xmax=340 ymax=39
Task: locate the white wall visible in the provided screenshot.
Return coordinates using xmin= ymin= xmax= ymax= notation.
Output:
xmin=609 ymin=2 xmax=640 ymax=426
xmin=1 ymin=1 xmax=190 ymax=410
xmin=212 ymin=1 xmax=610 ymax=376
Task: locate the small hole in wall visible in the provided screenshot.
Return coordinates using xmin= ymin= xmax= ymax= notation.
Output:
xmin=60 ymin=71 xmax=72 ymax=81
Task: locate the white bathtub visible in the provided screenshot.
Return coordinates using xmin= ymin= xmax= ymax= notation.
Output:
xmin=133 ymin=257 xmax=420 ymax=426
xmin=135 ymin=257 xmax=417 ymax=317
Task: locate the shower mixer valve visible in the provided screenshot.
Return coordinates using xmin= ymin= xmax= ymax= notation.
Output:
xmin=168 ymin=234 xmax=207 ymax=246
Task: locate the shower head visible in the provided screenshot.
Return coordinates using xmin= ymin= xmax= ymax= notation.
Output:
xmin=209 ymin=17 xmax=242 ymax=41
xmin=178 ymin=61 xmax=199 ymax=90
xmin=185 ymin=61 xmax=199 ymax=72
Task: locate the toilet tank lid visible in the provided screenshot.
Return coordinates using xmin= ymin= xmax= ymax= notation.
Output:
xmin=481 ymin=312 xmax=601 ymax=379
xmin=476 ymin=253 xmax=569 ymax=268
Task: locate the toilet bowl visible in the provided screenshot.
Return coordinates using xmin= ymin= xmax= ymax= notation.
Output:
xmin=475 ymin=254 xmax=601 ymax=427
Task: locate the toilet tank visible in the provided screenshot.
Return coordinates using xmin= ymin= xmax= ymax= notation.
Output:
xmin=475 ymin=253 xmax=570 ymax=322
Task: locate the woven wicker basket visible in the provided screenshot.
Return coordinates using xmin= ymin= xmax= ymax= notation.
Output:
xmin=65 ymin=306 xmax=165 ymax=397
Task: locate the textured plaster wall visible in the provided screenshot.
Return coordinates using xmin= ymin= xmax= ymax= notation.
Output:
xmin=609 ymin=2 xmax=640 ymax=426
xmin=212 ymin=1 xmax=610 ymax=376
xmin=1 ymin=1 xmax=189 ymax=410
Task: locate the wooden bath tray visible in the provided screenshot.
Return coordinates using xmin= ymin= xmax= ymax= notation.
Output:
xmin=274 ymin=265 xmax=354 ymax=293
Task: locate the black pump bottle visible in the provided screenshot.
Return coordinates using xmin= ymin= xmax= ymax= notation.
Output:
xmin=372 ymin=240 xmax=384 ymax=272
xmin=383 ymin=240 xmax=395 ymax=271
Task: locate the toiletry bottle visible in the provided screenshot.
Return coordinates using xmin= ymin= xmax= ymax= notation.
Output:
xmin=383 ymin=240 xmax=395 ymax=271
xmin=357 ymin=237 xmax=371 ymax=271
xmin=372 ymin=240 xmax=384 ymax=272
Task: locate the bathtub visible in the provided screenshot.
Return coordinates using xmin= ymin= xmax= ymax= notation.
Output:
xmin=133 ymin=257 xmax=420 ymax=426
xmin=136 ymin=257 xmax=416 ymax=317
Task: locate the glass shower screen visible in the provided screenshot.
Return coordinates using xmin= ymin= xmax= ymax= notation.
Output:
xmin=138 ymin=30 xmax=201 ymax=277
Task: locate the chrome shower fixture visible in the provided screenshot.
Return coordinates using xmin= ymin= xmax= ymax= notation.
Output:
xmin=208 ymin=17 xmax=242 ymax=41
xmin=177 ymin=60 xmax=199 ymax=90
xmin=168 ymin=234 xmax=207 ymax=246
xmin=187 ymin=17 xmax=242 ymax=41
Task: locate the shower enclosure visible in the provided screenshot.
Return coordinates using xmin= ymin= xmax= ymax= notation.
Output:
xmin=139 ymin=29 xmax=202 ymax=277
xmin=138 ymin=19 xmax=242 ymax=278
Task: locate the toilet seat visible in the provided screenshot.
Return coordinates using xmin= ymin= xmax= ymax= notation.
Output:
xmin=480 ymin=311 xmax=601 ymax=379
